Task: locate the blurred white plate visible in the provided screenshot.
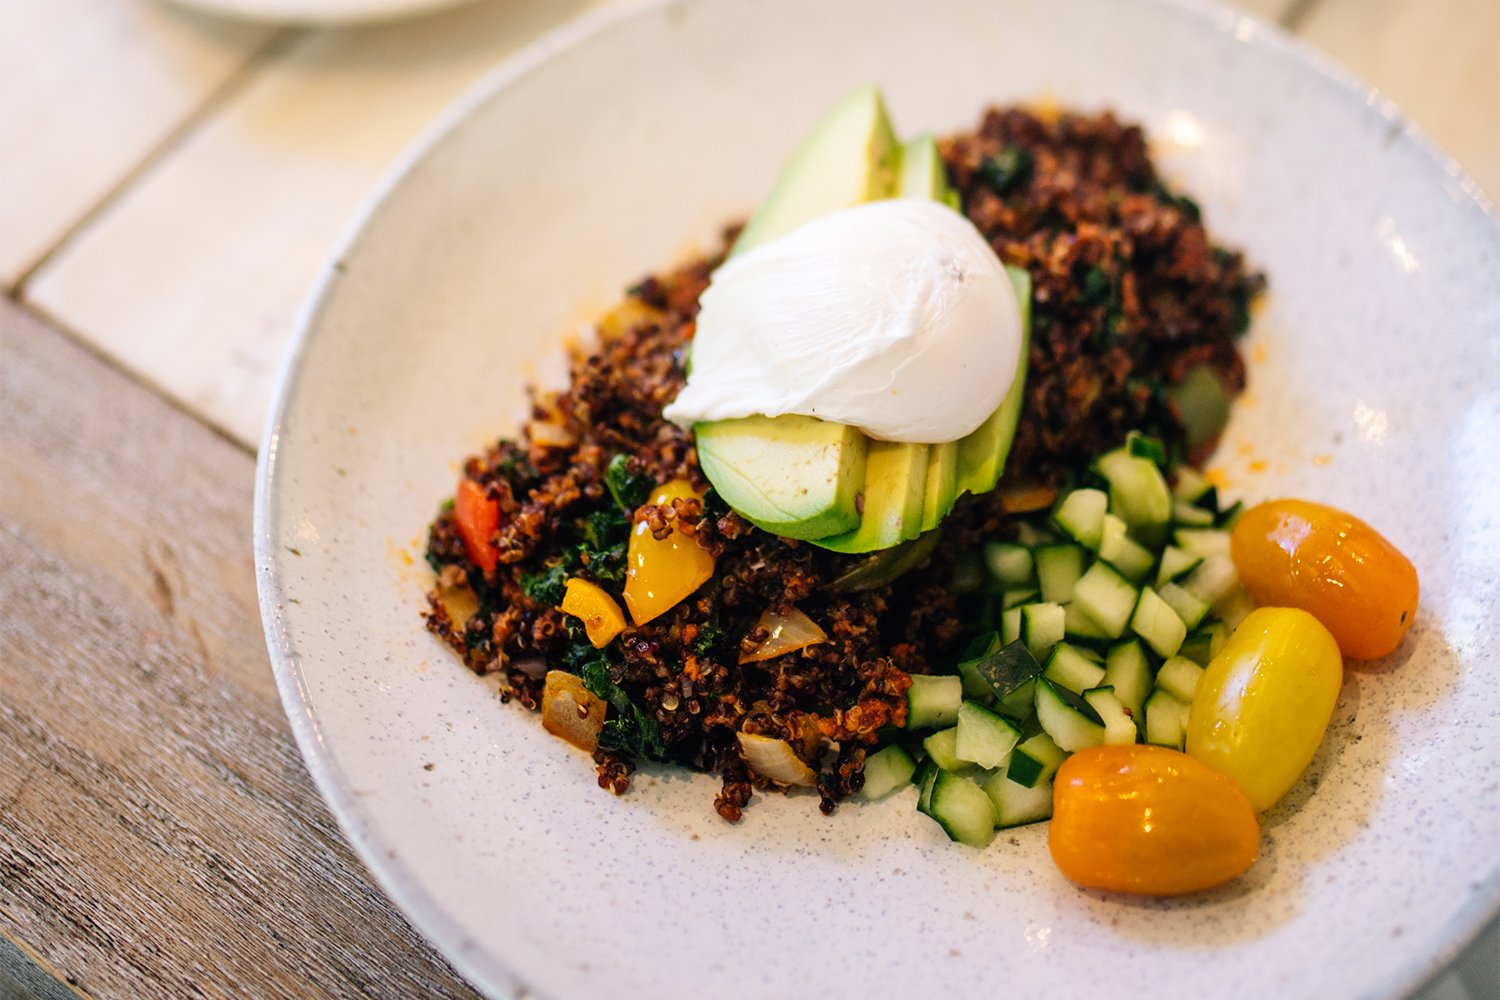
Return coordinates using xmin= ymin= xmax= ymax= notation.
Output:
xmin=166 ymin=0 xmax=476 ymax=25
xmin=255 ymin=1 xmax=1500 ymax=998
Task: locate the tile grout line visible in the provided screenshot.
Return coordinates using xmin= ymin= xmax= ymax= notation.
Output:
xmin=10 ymin=25 xmax=307 ymax=297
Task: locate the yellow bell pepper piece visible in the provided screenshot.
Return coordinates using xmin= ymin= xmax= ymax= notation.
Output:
xmin=622 ymin=479 xmax=716 ymax=626
xmin=558 ymin=577 xmax=628 ymax=648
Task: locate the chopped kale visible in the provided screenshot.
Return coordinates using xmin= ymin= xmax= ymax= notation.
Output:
xmin=606 ymin=453 xmax=655 ymax=512
xmin=980 ymin=144 xmax=1033 ymax=194
xmin=581 ymin=658 xmax=667 ymax=761
xmin=520 ymin=564 xmax=570 ymax=606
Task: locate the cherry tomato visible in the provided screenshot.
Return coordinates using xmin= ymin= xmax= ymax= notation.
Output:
xmin=622 ymin=480 xmax=716 ymax=626
xmin=454 ymin=479 xmax=500 ymax=572
xmin=1230 ymin=499 xmax=1418 ymax=660
xmin=1050 ymin=744 xmax=1259 ymax=895
xmin=1186 ymin=606 xmax=1342 ymax=812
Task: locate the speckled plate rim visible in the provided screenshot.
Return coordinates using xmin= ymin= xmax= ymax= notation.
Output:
xmin=162 ymin=0 xmax=478 ymax=27
xmin=253 ymin=2 xmax=1500 ymax=998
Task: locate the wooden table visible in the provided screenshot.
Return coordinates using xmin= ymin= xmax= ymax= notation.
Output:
xmin=2 ymin=1 xmax=1496 ymax=997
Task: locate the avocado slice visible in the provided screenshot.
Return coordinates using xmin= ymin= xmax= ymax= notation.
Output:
xmin=730 ymin=84 xmax=900 ymax=258
xmin=694 ymin=415 xmax=867 ymax=539
xmin=921 ymin=440 xmax=960 ymax=532
xmin=816 ymin=440 xmax=930 ymax=553
xmin=897 ymin=132 xmax=960 ymax=209
xmin=954 ymin=265 xmax=1032 ymax=498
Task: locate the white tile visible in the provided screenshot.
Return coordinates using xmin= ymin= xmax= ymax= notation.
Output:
xmin=25 ymin=0 xmax=606 ymax=448
xmin=1296 ymin=0 xmax=1499 ymax=203
xmin=0 ymin=0 xmax=272 ymax=289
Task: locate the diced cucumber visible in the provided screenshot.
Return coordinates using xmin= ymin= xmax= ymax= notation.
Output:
xmin=1001 ymin=607 xmax=1023 ymax=646
xmin=983 ymin=770 xmax=1054 ymax=828
xmin=1083 ymin=686 xmax=1138 ymax=745
xmin=923 ymin=726 xmax=967 ymax=772
xmin=996 ymin=678 xmax=1037 ymax=721
xmin=1035 ymin=677 xmax=1105 ymax=752
xmin=1131 ymin=586 xmax=1187 ymax=658
xmin=859 ymin=744 xmax=917 ymax=800
xmin=1174 ymin=527 xmax=1232 ymax=559
xmin=1071 ymin=561 xmax=1140 ymax=639
xmin=1001 ymin=587 xmax=1040 ymax=610
xmin=1015 ymin=521 xmax=1057 ymax=548
xmin=1172 ymin=500 xmax=1216 ymax=526
xmin=914 ymin=758 xmax=939 ymax=813
xmin=1172 ymin=466 xmax=1212 ymax=504
xmin=1181 ymin=552 xmax=1239 ymax=608
xmin=956 ymin=700 xmax=1023 ymax=769
xmin=1052 ymin=488 xmax=1108 ymax=550
xmin=1035 ymin=544 xmax=1087 ymax=604
xmin=1098 ymin=448 xmax=1173 ymax=528
xmin=968 ymin=639 xmax=1043 ymax=702
xmin=1043 ymin=642 xmax=1107 ymax=695
xmin=1198 ymin=620 xmax=1232 ymax=659
xmin=1063 ymin=601 xmax=1113 ymax=641
xmin=957 ymin=660 xmax=996 ymax=701
xmin=907 ymin=673 xmax=963 ymax=729
xmin=1020 ymin=602 xmax=1066 ymax=662
xmin=1158 ymin=581 xmax=1210 ymax=631
xmin=1144 ymin=688 xmax=1190 ymax=750
xmin=1217 ymin=499 xmax=1245 ymax=530
xmin=1178 ymin=631 xmax=1215 ymax=667
xmin=1126 ymin=431 xmax=1168 ymax=468
xmin=1074 ymin=643 xmax=1105 ymax=664
xmin=1156 ymin=655 xmax=1206 ymax=703
xmin=1005 ymin=731 xmax=1067 ymax=788
xmin=1155 ymin=545 xmax=1203 ymax=588
xmin=985 ymin=542 xmax=1034 ymax=588
xmin=959 ymin=630 xmax=1002 ymax=662
xmin=929 ymin=770 xmax=998 ymax=847
xmin=1103 ymin=639 xmax=1152 ymax=726
xmin=1098 ymin=513 xmax=1156 ymax=584
xmin=1216 ymin=586 xmax=1257 ymax=629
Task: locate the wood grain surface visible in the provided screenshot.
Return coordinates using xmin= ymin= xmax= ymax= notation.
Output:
xmin=0 ymin=296 xmax=484 ymax=1000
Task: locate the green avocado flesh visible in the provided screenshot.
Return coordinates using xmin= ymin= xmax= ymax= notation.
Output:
xmin=817 ymin=440 xmax=931 ymax=553
xmin=954 ymin=266 xmax=1032 ymax=498
xmin=730 ymin=84 xmax=899 ymax=258
xmin=694 ymin=415 xmax=867 ymax=539
xmin=692 ymin=86 xmax=1031 ymax=554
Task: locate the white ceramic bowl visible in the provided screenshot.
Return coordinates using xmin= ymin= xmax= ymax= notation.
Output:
xmin=255 ymin=2 xmax=1500 ymax=998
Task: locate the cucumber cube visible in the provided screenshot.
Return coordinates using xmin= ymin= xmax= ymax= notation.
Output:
xmin=1217 ymin=586 xmax=1258 ymax=629
xmin=1182 ymin=552 xmax=1240 ymax=608
xmin=1155 ymin=545 xmax=1203 ymax=588
xmin=1103 ymin=639 xmax=1152 ymax=727
xmin=1131 ymin=587 xmax=1187 ymax=658
xmin=1174 ymin=528 xmax=1233 ymax=559
xmin=1035 ymin=677 xmax=1105 ymax=752
xmin=1053 ymin=488 xmax=1108 ymax=550
xmin=985 ymin=542 xmax=1034 ymax=587
xmin=1156 ymin=655 xmax=1206 ymax=703
xmin=923 ymin=726 xmax=966 ymax=772
xmin=1098 ymin=449 xmax=1172 ymax=527
xmin=907 ymin=673 xmax=963 ymax=729
xmin=983 ymin=769 xmax=1055 ymax=828
xmin=1071 ymin=561 xmax=1140 ymax=639
xmin=1043 ymin=643 xmax=1107 ymax=695
xmin=956 ymin=701 xmax=1023 ymax=769
xmin=859 ymin=744 xmax=916 ymax=800
xmin=1172 ymin=466 xmax=1212 ymax=504
xmin=1020 ymin=602 xmax=1067 ymax=663
xmin=1001 ymin=588 xmax=1040 ymax=610
xmin=1001 ymin=607 xmax=1024 ymax=646
xmin=969 ymin=639 xmax=1044 ymax=702
xmin=1098 ymin=513 xmax=1156 ymax=584
xmin=1158 ymin=581 xmax=1211 ymax=631
xmin=1063 ymin=601 xmax=1112 ymax=641
xmin=929 ymin=771 xmax=998 ymax=846
xmin=1172 ymin=500 xmax=1216 ymax=526
xmin=1005 ymin=732 xmax=1068 ymax=788
xmin=1144 ymin=688 xmax=1190 ymax=750
xmin=1035 ymin=544 xmax=1088 ymax=604
xmin=1083 ymin=686 xmax=1139 ymax=745
xmin=1178 ymin=631 xmax=1215 ymax=667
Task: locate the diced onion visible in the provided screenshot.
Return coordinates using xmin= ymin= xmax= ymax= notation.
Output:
xmin=541 ymin=670 xmax=607 ymax=752
xmin=528 ymin=420 xmax=577 ymax=449
xmin=736 ymin=732 xmax=817 ymax=786
xmin=738 ymin=607 xmax=828 ymax=663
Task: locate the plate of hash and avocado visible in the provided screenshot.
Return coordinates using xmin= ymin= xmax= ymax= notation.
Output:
xmin=255 ymin=2 xmax=1500 ymax=999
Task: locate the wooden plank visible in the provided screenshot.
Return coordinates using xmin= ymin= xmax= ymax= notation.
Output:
xmin=0 ymin=0 xmax=274 ymax=291
xmin=0 ymin=297 xmax=485 ymax=1000
xmin=22 ymin=0 xmax=606 ymax=450
xmin=1295 ymin=0 xmax=1499 ymax=203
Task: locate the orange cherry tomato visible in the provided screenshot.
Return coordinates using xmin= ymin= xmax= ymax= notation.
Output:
xmin=1050 ymin=745 xmax=1259 ymax=895
xmin=1230 ymin=499 xmax=1418 ymax=660
xmin=454 ymin=479 xmax=500 ymax=572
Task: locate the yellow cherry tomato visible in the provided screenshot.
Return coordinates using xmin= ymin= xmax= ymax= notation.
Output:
xmin=1186 ymin=606 xmax=1343 ymax=812
xmin=622 ymin=480 xmax=716 ymax=626
xmin=1050 ymin=744 xmax=1259 ymax=895
xmin=558 ymin=578 xmax=627 ymax=648
xmin=1231 ymin=499 xmax=1418 ymax=660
